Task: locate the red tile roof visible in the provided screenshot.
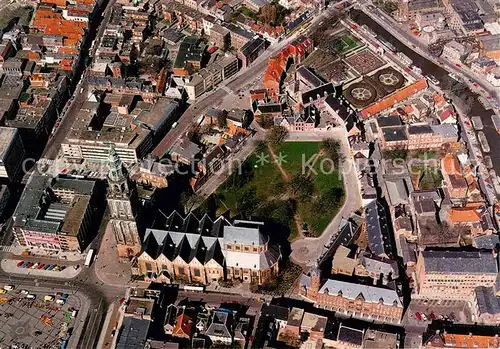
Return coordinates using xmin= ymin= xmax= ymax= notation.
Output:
xmin=361 ymin=80 xmax=428 ymax=119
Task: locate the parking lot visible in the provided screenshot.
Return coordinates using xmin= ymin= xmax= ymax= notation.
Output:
xmin=0 ymin=287 xmax=85 ymax=348
xmin=404 ymin=298 xmax=474 ymax=326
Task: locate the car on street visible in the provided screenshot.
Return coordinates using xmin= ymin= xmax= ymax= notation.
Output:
xmin=20 ymin=290 xmax=29 ymax=295
xmin=473 ymin=82 xmax=478 ymax=87
xmin=415 ymin=312 xmax=422 ymax=320
xmin=456 ymin=63 xmax=461 ymax=68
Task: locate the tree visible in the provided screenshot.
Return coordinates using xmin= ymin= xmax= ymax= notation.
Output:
xmin=180 ymin=190 xmax=204 ymax=213
xmin=290 ymin=174 xmax=314 ymax=200
xmin=383 ymin=147 xmax=408 ymax=161
xmin=321 ymin=138 xmax=344 ymax=166
xmin=266 ymin=126 xmax=289 ymax=145
xmin=217 ymin=112 xmax=227 ymax=128
xmin=259 ymin=115 xmax=274 ymax=129
xmin=259 ymin=4 xmax=277 ymax=25
xmin=235 ymin=187 xmax=258 ymax=216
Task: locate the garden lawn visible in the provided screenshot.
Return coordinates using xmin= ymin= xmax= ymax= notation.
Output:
xmin=216 ymin=148 xmax=285 ymax=214
xmin=276 ymin=142 xmax=322 ymax=176
xmin=211 ymin=142 xmax=344 ymax=240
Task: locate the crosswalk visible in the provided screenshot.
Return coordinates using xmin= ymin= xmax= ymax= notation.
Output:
xmin=0 ymin=245 xmax=16 ymax=253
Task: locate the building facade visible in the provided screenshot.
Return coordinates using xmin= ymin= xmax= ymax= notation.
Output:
xmin=135 ymin=213 xmax=281 ymax=285
xmin=0 ymin=127 xmax=26 ymax=182
xmin=415 ymin=250 xmax=499 ymax=299
xmin=299 ymin=265 xmax=404 ymax=324
xmin=12 ymin=175 xmax=97 ymax=251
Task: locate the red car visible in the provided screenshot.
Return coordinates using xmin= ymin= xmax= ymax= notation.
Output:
xmin=415 ymin=312 xmax=422 ymax=320
xmin=25 ymin=262 xmax=33 ymax=268
xmin=37 ymin=264 xmax=45 ymax=270
xmin=429 ymin=312 xmax=436 ymax=320
xmin=17 ymin=261 xmax=24 ymax=267
xmin=456 ymin=63 xmax=461 ymax=68
xmin=487 ymin=96 xmax=492 ymax=100
xmin=473 ymin=83 xmax=478 ymax=87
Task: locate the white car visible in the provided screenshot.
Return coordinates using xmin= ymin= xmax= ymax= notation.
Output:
xmin=20 ymin=290 xmax=29 ymax=295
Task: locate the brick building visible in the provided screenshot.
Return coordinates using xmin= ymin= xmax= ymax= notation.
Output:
xmin=299 ymin=265 xmax=404 ymax=324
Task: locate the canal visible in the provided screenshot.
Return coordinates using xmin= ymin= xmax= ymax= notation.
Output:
xmin=349 ymin=9 xmax=500 ymax=176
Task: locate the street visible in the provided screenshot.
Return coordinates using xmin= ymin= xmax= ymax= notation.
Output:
xmin=357 ymin=2 xmax=499 ymax=105
xmin=42 ymin=0 xmax=116 ymax=160
xmin=151 ymin=7 xmax=338 ymax=159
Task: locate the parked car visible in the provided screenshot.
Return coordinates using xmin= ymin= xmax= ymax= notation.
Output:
xmin=17 ymin=261 xmax=24 ymax=267
xmin=37 ymin=264 xmax=45 ymax=270
xmin=3 ymin=285 xmax=14 ymax=291
xmin=415 ymin=312 xmax=422 ymax=320
xmin=20 ymin=290 xmax=29 ymax=295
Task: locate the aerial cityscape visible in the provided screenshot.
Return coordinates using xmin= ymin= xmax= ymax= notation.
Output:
xmin=0 ymin=0 xmax=499 ymax=346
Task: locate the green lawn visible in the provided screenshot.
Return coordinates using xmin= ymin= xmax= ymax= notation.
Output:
xmin=410 ymin=165 xmax=443 ymax=190
xmin=332 ymin=33 xmax=360 ymax=53
xmin=216 ymin=147 xmax=285 ymax=214
xmin=209 ymin=142 xmax=344 ymax=240
xmin=276 ymin=142 xmax=321 ymax=176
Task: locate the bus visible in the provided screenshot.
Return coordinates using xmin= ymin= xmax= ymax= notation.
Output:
xmin=84 ymin=249 xmax=95 ymax=267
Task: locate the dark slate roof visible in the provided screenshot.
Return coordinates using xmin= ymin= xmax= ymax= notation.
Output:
xmin=301 ymin=83 xmax=335 ymax=103
xmin=345 ymin=113 xmax=357 ymax=133
xmin=408 ymin=124 xmax=433 ymax=135
xmin=204 ymin=239 xmax=224 ymax=265
xmin=116 ymin=317 xmax=150 ymax=349
xmin=337 ymin=324 xmax=364 ymax=346
xmin=239 ymin=37 xmax=266 ymax=57
xmin=475 ymin=286 xmax=500 ymax=316
xmin=261 ymin=304 xmax=289 ymax=321
xmin=365 ymin=200 xmax=393 ymax=257
xmin=324 ymin=94 xmax=350 ymax=120
xmin=422 ymin=250 xmax=498 ymax=274
xmin=382 ymin=126 xmax=408 ymax=142
xmin=257 ymin=103 xmax=283 ymax=114
xmin=377 ymin=115 xmax=402 ymax=128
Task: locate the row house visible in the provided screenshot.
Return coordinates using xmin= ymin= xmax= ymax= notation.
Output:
xmin=273 ymin=105 xmax=318 ymax=131
xmin=263 ymin=36 xmax=313 ymax=99
xmin=135 ymin=212 xmax=281 ymax=285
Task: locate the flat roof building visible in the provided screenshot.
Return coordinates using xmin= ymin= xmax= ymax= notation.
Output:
xmin=12 ymin=174 xmax=98 ymax=251
xmin=0 ymin=127 xmax=25 ymax=182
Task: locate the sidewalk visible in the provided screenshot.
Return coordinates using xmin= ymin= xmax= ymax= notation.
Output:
xmin=6 ymin=244 xmax=84 ymax=262
xmin=94 ymin=222 xmax=133 ymax=287
xmin=205 ymin=281 xmax=273 ymax=302
xmin=1 ymin=258 xmax=82 ymax=278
